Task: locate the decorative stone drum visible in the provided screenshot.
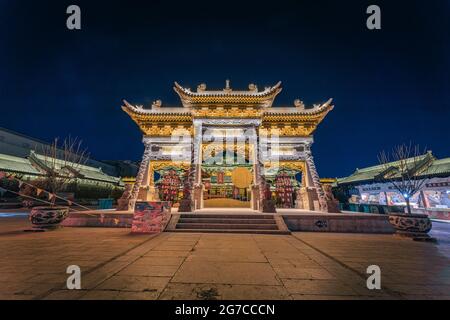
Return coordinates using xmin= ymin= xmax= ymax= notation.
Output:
xmin=388 ymin=213 xmax=432 ymax=237
xmin=29 ymin=206 xmax=70 ymax=228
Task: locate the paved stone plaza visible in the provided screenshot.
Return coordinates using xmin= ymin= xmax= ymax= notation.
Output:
xmin=0 ymin=217 xmax=449 ymax=300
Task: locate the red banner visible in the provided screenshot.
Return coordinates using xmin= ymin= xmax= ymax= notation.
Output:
xmin=131 ymin=201 xmax=171 ymax=233
xmin=217 ymin=171 xmax=224 ymax=184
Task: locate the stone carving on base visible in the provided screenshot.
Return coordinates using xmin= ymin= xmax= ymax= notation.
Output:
xmin=388 ymin=214 xmax=432 ymax=239
xmin=323 ymin=184 xmax=341 ymax=213
xmin=29 ymin=206 xmax=70 ymax=229
xmin=131 ymin=201 xmax=171 ymax=234
xmin=117 ymin=184 xmax=133 ymax=211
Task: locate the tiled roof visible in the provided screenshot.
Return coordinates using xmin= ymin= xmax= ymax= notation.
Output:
xmin=0 ymin=153 xmax=42 ymax=175
xmin=337 ymin=153 xmax=450 ymax=185
xmin=30 ymin=152 xmax=121 ymax=184
xmin=0 ymin=152 xmax=120 ymax=185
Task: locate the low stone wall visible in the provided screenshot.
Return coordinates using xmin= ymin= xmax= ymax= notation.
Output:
xmin=61 ymin=211 xmax=133 ymax=228
xmin=413 ymin=208 xmax=450 ymax=221
xmin=62 ymin=210 xmax=395 ymax=234
xmin=282 ymin=213 xmax=395 ymax=234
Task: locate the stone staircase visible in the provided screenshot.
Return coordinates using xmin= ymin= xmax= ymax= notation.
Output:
xmin=168 ymin=213 xmax=291 ymax=234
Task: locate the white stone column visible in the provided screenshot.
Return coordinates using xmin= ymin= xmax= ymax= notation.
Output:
xmin=249 ymin=126 xmax=260 ymax=211
xmin=193 ymin=120 xmax=203 ymax=209
xmin=304 ymin=142 xmax=328 ymax=212
xmin=129 ymin=139 xmax=152 ymax=210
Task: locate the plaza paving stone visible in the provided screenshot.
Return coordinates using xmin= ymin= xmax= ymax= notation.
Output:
xmin=0 ymin=217 xmax=449 ymax=300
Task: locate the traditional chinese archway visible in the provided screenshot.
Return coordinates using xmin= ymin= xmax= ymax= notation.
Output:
xmin=122 ymin=80 xmax=334 ymax=212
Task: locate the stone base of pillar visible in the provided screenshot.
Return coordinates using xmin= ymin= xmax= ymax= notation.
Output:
xmin=193 ymin=184 xmax=204 ymax=210
xmin=117 ymin=198 xmax=131 ymax=211
xmin=148 ymin=186 xmax=160 ymax=201
xmin=178 ymin=199 xmax=193 ymax=212
xmin=322 ymin=184 xmax=341 ymax=213
xmin=137 ymin=186 xmax=159 ymax=201
xmin=251 ymin=185 xmax=260 ymax=211
xmin=300 ymin=187 xmax=320 ymax=211
xmin=116 ymin=184 xmax=133 ymax=211
xmin=262 ymin=199 xmax=276 ymax=213
xmin=137 ymin=187 xmax=148 ymax=201
xmin=295 ymin=189 xmax=304 ymax=209
xmin=326 ymin=199 xmax=341 ymax=213
xmin=127 ymin=199 xmax=136 ymax=212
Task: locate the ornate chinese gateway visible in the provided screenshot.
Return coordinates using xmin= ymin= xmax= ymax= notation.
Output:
xmin=123 ymin=81 xmax=334 ymax=212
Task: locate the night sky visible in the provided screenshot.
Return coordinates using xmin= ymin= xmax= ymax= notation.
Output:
xmin=0 ymin=0 xmax=449 ymax=178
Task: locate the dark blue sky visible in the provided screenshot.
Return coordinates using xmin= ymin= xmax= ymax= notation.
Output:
xmin=0 ymin=0 xmax=449 ymax=178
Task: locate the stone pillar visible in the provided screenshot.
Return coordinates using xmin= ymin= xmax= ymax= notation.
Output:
xmin=137 ymin=162 xmax=151 ymax=201
xmin=145 ymin=163 xmax=159 ymax=201
xmin=136 ymin=144 xmax=160 ymax=202
xmin=193 ymin=121 xmax=203 ymax=210
xmin=250 ymin=126 xmax=260 ymax=211
xmin=251 ymin=184 xmax=260 ymax=210
xmin=129 ymin=140 xmax=152 ymax=211
xmin=304 ymin=143 xmax=328 ymax=212
xmin=193 ymin=185 xmax=204 ymax=210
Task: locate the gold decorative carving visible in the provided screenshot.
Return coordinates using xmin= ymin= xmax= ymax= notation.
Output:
xmin=148 ymin=160 xmax=190 ymax=185
xmin=264 ymin=160 xmax=306 ymax=172
xmin=259 ymin=126 xmax=314 ymax=137
xmin=192 ymin=107 xmax=262 ymax=118
xmin=141 ymin=125 xmax=193 ymax=136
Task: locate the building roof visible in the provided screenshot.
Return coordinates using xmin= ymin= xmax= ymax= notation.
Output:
xmin=0 ymin=153 xmax=42 ymax=175
xmin=122 ymin=81 xmax=334 ymax=137
xmin=429 ymin=157 xmax=450 ymax=176
xmin=29 ymin=152 xmax=121 ymax=184
xmin=0 ymin=127 xmax=119 ymax=176
xmin=337 ymin=152 xmax=450 ymax=185
xmin=0 ymin=151 xmax=121 ymax=185
xmin=173 ymin=81 xmax=282 ymax=108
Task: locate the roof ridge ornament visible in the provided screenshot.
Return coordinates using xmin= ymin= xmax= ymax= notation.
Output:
xmin=197 ymin=83 xmax=206 ymax=92
xmin=294 ymin=99 xmax=305 ymax=109
xmin=313 ymin=98 xmax=333 ymax=110
xmin=152 ymin=100 xmax=162 ymax=108
xmin=248 ymin=83 xmax=257 ymax=92
xmin=224 ymin=79 xmax=231 ymax=92
xmin=122 ymin=99 xmax=148 ymax=114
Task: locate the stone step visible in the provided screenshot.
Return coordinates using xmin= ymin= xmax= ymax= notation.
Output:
xmin=176 ymin=223 xmax=279 ymax=230
xmin=180 ymin=214 xmax=274 ymax=219
xmin=170 ymin=213 xmax=290 ymax=235
xmin=177 ymin=218 xmax=276 ymax=224
xmin=171 ymin=228 xmax=291 ymax=235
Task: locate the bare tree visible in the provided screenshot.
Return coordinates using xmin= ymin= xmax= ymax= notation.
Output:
xmin=34 ymin=136 xmax=89 ymax=204
xmin=378 ymin=143 xmax=431 ymax=215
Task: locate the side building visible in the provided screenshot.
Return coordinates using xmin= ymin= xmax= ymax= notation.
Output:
xmin=334 ymin=151 xmax=450 ymax=219
xmin=0 ymin=127 xmax=137 ymax=202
